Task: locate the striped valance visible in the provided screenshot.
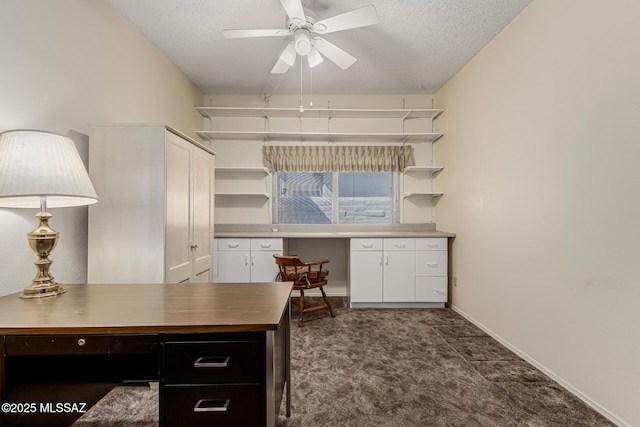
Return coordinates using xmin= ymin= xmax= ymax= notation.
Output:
xmin=263 ymin=145 xmax=414 ymax=172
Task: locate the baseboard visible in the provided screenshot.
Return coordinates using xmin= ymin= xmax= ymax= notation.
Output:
xmin=451 ymin=305 xmax=629 ymax=427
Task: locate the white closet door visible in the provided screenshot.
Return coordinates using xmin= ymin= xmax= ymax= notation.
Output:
xmin=165 ymin=134 xmax=193 ymax=283
xmin=192 ymin=148 xmax=214 ymax=282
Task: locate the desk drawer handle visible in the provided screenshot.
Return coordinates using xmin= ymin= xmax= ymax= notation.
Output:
xmin=260 ymin=243 xmax=272 ymax=248
xmin=394 ymin=243 xmax=406 ymax=248
xmin=77 ymin=338 xmax=86 ymax=347
xmin=361 ymin=243 xmax=373 ymax=248
xmin=426 ymin=262 xmax=439 ymax=267
xmin=435 ymin=289 xmax=446 ymax=295
xmin=426 ymin=243 xmax=438 ymax=248
xmin=228 ymin=243 xmax=240 ymax=248
xmin=194 ymin=356 xmax=230 ymax=368
xmin=194 ymin=399 xmax=230 ymax=413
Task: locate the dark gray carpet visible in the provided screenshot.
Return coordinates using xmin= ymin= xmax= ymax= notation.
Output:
xmin=74 ymin=302 xmax=615 ymax=427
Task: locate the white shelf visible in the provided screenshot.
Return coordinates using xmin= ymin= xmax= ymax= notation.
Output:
xmin=215 ymin=192 xmax=270 ymax=198
xmin=196 ymin=106 xmax=444 ymax=120
xmin=402 ymin=166 xmax=444 ymax=173
xmin=402 ymin=192 xmax=443 ymax=197
xmin=196 ymin=130 xmax=443 ymax=144
xmin=215 ymin=167 xmax=270 ymax=173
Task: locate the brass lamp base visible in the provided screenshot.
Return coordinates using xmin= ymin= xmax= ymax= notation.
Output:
xmin=20 ymin=211 xmax=66 ymax=299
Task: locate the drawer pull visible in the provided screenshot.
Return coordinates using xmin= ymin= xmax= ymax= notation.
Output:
xmin=194 ymin=398 xmax=230 ymax=413
xmin=435 ymin=289 xmax=446 ymax=295
xmin=361 ymin=243 xmax=373 ymax=248
xmin=77 ymin=338 xmax=86 ymax=347
xmin=194 ymin=356 xmax=230 ymax=368
xmin=426 ymin=243 xmax=438 ymax=248
xmin=394 ymin=243 xmax=405 ymax=248
xmin=426 ymin=262 xmax=439 ymax=267
xmin=260 ymin=243 xmax=272 ymax=248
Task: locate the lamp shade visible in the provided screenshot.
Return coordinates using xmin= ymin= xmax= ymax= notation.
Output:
xmin=0 ymin=130 xmax=98 ymax=208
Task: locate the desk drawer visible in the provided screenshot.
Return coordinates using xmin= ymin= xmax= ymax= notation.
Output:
xmin=217 ymin=238 xmax=250 ymax=251
xmin=5 ymin=334 xmax=158 ymax=356
xmin=164 ymin=341 xmax=262 ymax=384
xmin=163 ymin=384 xmax=260 ymax=427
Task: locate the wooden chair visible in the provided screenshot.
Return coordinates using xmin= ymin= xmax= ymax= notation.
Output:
xmin=274 ymin=255 xmax=336 ymax=327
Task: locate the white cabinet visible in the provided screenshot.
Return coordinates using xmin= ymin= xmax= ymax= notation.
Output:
xmin=88 ymin=125 xmax=216 ymax=284
xmin=415 ymin=238 xmax=448 ymax=303
xmin=215 ymin=238 xmax=282 ymax=283
xmin=350 ymin=237 xmax=448 ymax=307
xmin=382 ymin=238 xmax=416 ymax=302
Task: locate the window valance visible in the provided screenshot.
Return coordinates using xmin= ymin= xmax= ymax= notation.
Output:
xmin=262 ymin=145 xmax=414 ymax=172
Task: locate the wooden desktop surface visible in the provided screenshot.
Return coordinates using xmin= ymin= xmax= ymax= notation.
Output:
xmin=0 ymin=282 xmax=293 ymax=335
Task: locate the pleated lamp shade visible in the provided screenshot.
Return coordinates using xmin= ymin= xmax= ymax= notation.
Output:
xmin=0 ymin=130 xmax=98 ymax=208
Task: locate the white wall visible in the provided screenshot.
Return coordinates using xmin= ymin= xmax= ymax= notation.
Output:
xmin=0 ymin=0 xmax=203 ymax=296
xmin=436 ymin=0 xmax=640 ymax=425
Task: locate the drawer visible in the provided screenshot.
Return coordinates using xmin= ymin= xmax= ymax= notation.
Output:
xmin=383 ymin=238 xmax=415 ymax=251
xmin=164 ymin=340 xmax=262 ymax=384
xmin=5 ymin=334 xmax=158 ymax=356
xmin=217 ymin=238 xmax=250 ymax=251
xmin=163 ymin=384 xmax=260 ymax=427
xmin=250 ymin=238 xmax=283 ymax=251
xmin=415 ymin=251 xmax=448 ymax=276
xmin=350 ymin=238 xmax=383 ymax=251
xmin=415 ymin=238 xmax=447 ymax=251
xmin=415 ymin=277 xmax=448 ymax=302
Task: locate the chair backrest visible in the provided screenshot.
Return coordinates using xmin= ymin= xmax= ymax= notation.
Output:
xmin=273 ymin=255 xmax=308 ymax=282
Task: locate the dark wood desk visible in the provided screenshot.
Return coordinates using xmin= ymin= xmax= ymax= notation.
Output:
xmin=0 ymin=282 xmax=292 ymax=427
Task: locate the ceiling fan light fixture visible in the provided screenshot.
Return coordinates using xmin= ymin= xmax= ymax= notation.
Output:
xmin=294 ymin=30 xmax=312 ymax=56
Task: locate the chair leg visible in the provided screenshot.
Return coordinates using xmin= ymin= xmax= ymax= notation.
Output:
xmin=298 ymin=289 xmax=305 ymax=327
xmin=319 ymin=286 xmax=335 ymax=318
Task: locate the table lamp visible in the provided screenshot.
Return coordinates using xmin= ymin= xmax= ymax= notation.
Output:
xmin=0 ymin=130 xmax=98 ymax=298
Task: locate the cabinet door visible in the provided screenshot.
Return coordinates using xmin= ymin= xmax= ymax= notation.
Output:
xmin=250 ymin=251 xmax=282 ymax=282
xmin=217 ymin=251 xmax=251 ymax=283
xmin=192 ymin=148 xmax=214 ymax=282
xmin=165 ymin=135 xmax=193 ymax=284
xmin=350 ymin=251 xmax=383 ymax=302
xmin=383 ymin=251 xmax=415 ymax=302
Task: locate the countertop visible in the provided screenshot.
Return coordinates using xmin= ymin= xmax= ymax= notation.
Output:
xmin=214 ymin=224 xmax=455 ymax=239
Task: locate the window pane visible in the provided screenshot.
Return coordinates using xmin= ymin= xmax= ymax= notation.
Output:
xmin=338 ymin=172 xmax=393 ymax=224
xmin=276 ymin=172 xmax=332 ymax=224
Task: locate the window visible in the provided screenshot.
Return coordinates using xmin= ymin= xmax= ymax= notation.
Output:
xmin=274 ymin=172 xmax=394 ymax=224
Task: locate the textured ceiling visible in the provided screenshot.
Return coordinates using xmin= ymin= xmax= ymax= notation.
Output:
xmin=108 ymin=0 xmax=532 ymax=95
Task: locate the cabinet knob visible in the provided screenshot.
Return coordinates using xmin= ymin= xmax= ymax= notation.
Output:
xmin=77 ymin=338 xmax=86 ymax=347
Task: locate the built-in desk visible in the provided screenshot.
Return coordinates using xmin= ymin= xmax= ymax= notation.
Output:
xmin=214 ymin=225 xmax=455 ymax=308
xmin=0 ymin=282 xmax=292 ymax=427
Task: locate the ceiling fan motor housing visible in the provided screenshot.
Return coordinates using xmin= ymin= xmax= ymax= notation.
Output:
xmin=294 ymin=29 xmax=312 ymax=55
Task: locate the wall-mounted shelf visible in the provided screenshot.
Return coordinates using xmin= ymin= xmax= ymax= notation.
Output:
xmin=215 ymin=192 xmax=270 ymax=198
xmin=196 ymin=130 xmax=443 ymax=144
xmin=196 ymin=106 xmax=443 ymax=120
xmin=402 ymin=192 xmax=444 ymax=197
xmin=215 ymin=167 xmax=270 ymax=173
xmin=401 ymin=166 xmax=444 ymax=174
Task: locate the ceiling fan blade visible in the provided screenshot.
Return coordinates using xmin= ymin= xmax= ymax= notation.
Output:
xmin=223 ymin=28 xmax=291 ymax=39
xmin=313 ymin=5 xmax=379 ymax=35
xmin=279 ymin=0 xmax=306 ymax=26
xmin=271 ymin=59 xmax=291 ymax=74
xmin=278 ymin=42 xmax=297 ymax=67
xmin=313 ymin=37 xmax=357 ymax=70
xmin=307 ymin=47 xmax=324 ymax=68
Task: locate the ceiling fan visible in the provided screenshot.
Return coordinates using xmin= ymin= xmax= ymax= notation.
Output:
xmin=222 ymin=0 xmax=379 ymax=74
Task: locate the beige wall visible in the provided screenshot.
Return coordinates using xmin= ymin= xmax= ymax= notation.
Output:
xmin=0 ymin=0 xmax=203 ymax=295
xmin=436 ymin=0 xmax=640 ymax=425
